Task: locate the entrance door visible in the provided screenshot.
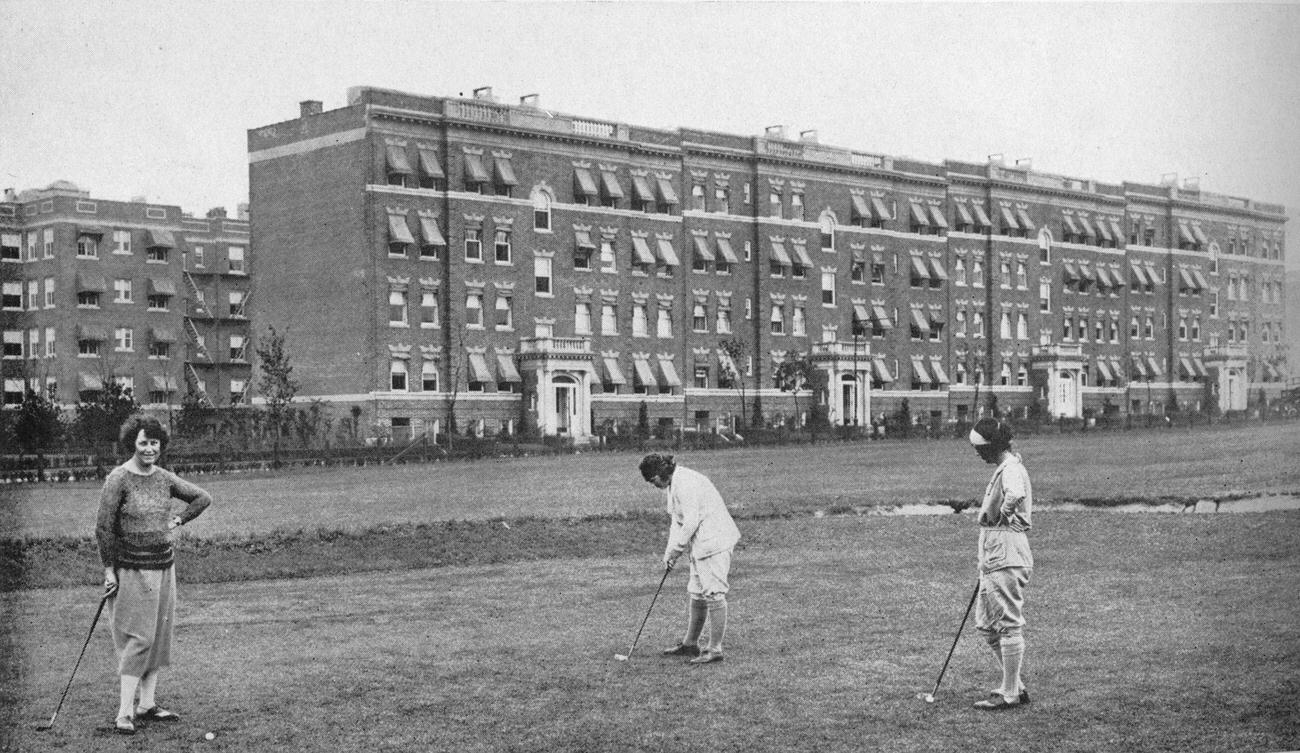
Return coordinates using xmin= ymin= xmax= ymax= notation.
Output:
xmin=554 ymin=376 xmax=576 ymax=434
xmin=840 ymin=375 xmax=858 ymax=426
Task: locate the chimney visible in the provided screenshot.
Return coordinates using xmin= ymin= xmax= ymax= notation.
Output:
xmin=237 ymin=203 xmax=250 ymax=221
xmin=764 ymin=125 xmax=787 ymax=140
xmin=473 ymin=86 xmax=495 ymax=102
xmin=206 ymin=206 xmax=228 ymax=218
xmin=519 ymin=93 xmax=540 ymax=108
xmin=300 ymin=100 xmax=323 ymax=118
xmin=3 ymin=188 xmax=16 ymax=202
xmin=799 ymin=129 xmax=819 ymax=144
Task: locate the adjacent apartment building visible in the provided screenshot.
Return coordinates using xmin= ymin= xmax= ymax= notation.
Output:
xmin=243 ymin=86 xmax=1287 ymax=443
xmin=1 ymin=182 xmax=253 ymax=413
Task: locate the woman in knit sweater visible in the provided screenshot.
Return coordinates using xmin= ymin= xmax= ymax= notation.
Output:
xmin=95 ymin=416 xmax=212 ymax=734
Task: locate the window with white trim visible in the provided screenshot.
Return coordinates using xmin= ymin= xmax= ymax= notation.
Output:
xmin=389 ymin=289 xmax=408 ymax=326
xmin=113 ymin=279 xmax=132 ymax=303
xmin=114 ymin=327 xmax=133 ymax=352
xmin=390 ymin=360 xmax=408 ymax=391
xmin=465 ymin=292 xmax=483 ymax=328
xmin=534 ymin=256 xmax=552 ymax=296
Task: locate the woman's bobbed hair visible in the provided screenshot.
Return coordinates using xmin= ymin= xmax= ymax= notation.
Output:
xmin=118 ymin=415 xmax=169 ymax=454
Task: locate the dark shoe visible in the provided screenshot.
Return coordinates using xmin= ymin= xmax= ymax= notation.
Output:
xmin=662 ymin=643 xmax=700 ymax=657
xmin=137 ymin=705 xmax=181 ymax=722
xmin=1019 ymin=689 xmax=1031 ymax=705
xmin=973 ymin=693 xmax=1022 ymax=711
xmin=689 ymin=651 xmax=724 ymax=665
xmin=115 ymin=716 xmax=136 ymax=735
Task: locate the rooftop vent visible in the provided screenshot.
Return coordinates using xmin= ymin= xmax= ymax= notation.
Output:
xmin=519 ymin=93 xmax=540 ymax=107
xmin=300 ymin=100 xmax=323 ymax=118
xmin=1015 ymin=157 xmax=1032 ymax=170
xmin=473 ymin=86 xmax=496 ymax=102
xmin=799 ymin=129 xmax=819 ymax=144
xmin=764 ymin=125 xmax=787 ymax=140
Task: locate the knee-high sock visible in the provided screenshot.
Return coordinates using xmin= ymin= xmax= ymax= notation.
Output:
xmin=137 ymin=670 xmax=159 ymax=711
xmin=999 ymin=634 xmax=1025 ymax=698
xmin=984 ymin=631 xmax=1003 ymax=665
xmin=118 ymin=675 xmax=141 ymax=719
xmin=684 ymin=598 xmax=708 ymax=646
xmin=705 ymin=598 xmax=728 ymax=653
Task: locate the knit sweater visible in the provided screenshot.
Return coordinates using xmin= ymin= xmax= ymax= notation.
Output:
xmin=96 ymin=464 xmax=212 ymax=569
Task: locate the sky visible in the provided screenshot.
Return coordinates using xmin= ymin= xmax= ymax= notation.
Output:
xmin=2 ymin=1 xmax=1298 ymax=269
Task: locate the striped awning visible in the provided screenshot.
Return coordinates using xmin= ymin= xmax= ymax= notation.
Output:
xmin=144 ymin=229 xmax=176 ymax=249
xmin=790 ymin=243 xmax=814 ymax=269
xmin=387 ymin=214 xmax=415 ymax=245
xmin=715 ymin=238 xmax=739 ymax=264
xmin=419 ymin=217 xmax=446 ymax=246
xmin=386 ymin=145 xmax=413 ymax=174
xmin=658 ymin=358 xmax=681 ymax=388
xmin=416 ymin=148 xmax=444 ymax=179
xmin=467 ymin=352 xmax=493 ymax=383
xmin=493 ymin=157 xmax=518 ymax=186
xmin=632 ymin=358 xmax=657 ymax=388
xmin=656 ymin=178 xmax=678 ymax=205
xmin=1096 ymin=360 xmax=1114 ymax=382
xmin=769 ymin=240 xmax=792 ymax=267
xmin=655 ymin=238 xmax=679 ymax=266
xmin=631 ymin=236 xmax=656 ymax=265
xmin=463 ymin=153 xmax=490 ymax=183
xmin=871 ymin=358 xmax=894 ymax=383
xmin=910 ymin=357 xmax=932 ymax=384
xmin=692 ymin=236 xmax=715 ymax=262
xmin=495 ymin=354 xmax=521 ymax=383
xmin=602 ymin=358 xmax=627 ymax=385
xmin=573 ymin=168 xmax=598 ymax=197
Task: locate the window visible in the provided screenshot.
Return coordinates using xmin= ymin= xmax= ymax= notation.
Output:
xmin=1 ymin=234 xmax=19 ymax=261
xmin=112 ymin=230 xmax=131 ymax=255
xmin=1000 ymin=261 xmax=1011 ymax=289
xmin=973 ymin=311 xmax=985 ymax=338
xmin=1191 ymin=317 xmax=1201 ymax=341
xmin=228 ymin=290 xmax=244 ymax=317
xmin=632 ymin=303 xmax=649 ymax=337
xmin=791 ymin=193 xmax=804 ymax=221
xmin=1 ymin=282 xmax=20 ymax=310
xmin=494 ymin=230 xmax=512 ymax=264
xmin=692 ymin=303 xmax=708 ymax=332
xmin=77 ymin=235 xmax=98 ymax=258
xmin=716 ymin=306 xmax=732 ymax=334
xmin=494 ymin=295 xmax=513 ymax=330
xmin=713 ymin=185 xmax=729 ymax=214
xmin=821 ymin=271 xmax=836 ymax=306
xmin=147 ymin=245 xmax=168 ymax=263
xmin=191 ymin=245 xmax=205 ymax=268
xmin=227 ymin=246 xmax=246 ymax=274
xmin=575 ymin=302 xmax=593 ymax=335
xmin=691 ymin=184 xmax=706 ymax=212
xmin=1077 ymin=317 xmax=1088 ymax=342
xmin=2 ymin=330 xmax=21 ymax=358
xmin=534 ymin=256 xmax=553 ymax=296
xmin=1016 ymin=262 xmax=1028 ymax=289
xmin=601 ymin=303 xmax=618 ymax=334
xmin=113 ymin=279 xmax=132 ymax=303
xmin=115 ymin=327 xmax=134 ymax=352
xmin=694 ymin=365 xmax=710 ymax=389
xmin=1000 ymin=312 xmax=1012 ymax=340
xmin=1144 ymin=316 xmax=1154 ymax=340
xmin=44 ymin=327 xmax=55 ymax=357
xmin=955 ymin=309 xmax=968 ymax=337
xmin=390 ymin=360 xmax=408 ymax=391
xmin=792 ymin=305 xmax=806 ymax=337
xmin=465 ymin=292 xmax=483 ymax=328
xmin=149 ymin=340 xmax=170 ymax=359
xmin=42 ymin=228 xmax=54 ymax=257
xmin=422 ymin=362 xmax=439 ymax=392
xmin=600 ymin=239 xmax=617 ymax=273
xmin=1095 ymin=319 xmax=1105 ymax=343
xmin=872 ymin=254 xmax=886 ymax=285
xmin=972 ymin=259 xmax=984 ymax=287
xmin=820 ymin=215 xmax=835 ymax=251
xmin=769 ymin=191 xmax=783 ymax=218
xmin=78 ymin=291 xmax=100 ymax=307
xmin=656 ymin=307 xmax=672 ymax=338
xmin=465 ymin=228 xmax=483 ymax=262
xmin=1062 ymin=316 xmax=1073 ymax=341
xmin=851 ymin=256 xmax=866 ymax=283
xmin=148 ymin=293 xmax=169 ymax=311
xmin=420 ymin=291 xmax=440 ymax=328
xmin=230 ymin=379 xmax=247 ymax=405
xmin=533 ymin=193 xmax=551 ymax=231
xmin=389 ymin=289 xmax=408 ymax=326
xmin=769 ymin=304 xmax=785 ymax=335
xmin=1017 ymin=312 xmax=1029 ymax=340
xmin=79 ymin=338 xmax=101 ymax=356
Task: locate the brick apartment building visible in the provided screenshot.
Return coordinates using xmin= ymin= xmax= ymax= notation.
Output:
xmin=1 ymin=182 xmax=252 ymax=414
xmin=244 ymin=86 xmax=1288 ymax=443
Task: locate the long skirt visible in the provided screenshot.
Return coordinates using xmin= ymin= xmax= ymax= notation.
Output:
xmin=108 ymin=566 xmax=176 ymax=677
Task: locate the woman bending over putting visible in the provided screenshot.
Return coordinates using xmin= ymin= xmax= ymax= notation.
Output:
xmin=968 ymin=417 xmax=1033 ymax=710
xmin=95 ymin=416 xmax=211 ymax=734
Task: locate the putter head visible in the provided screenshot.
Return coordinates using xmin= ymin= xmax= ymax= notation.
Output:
xmin=915 ymin=692 xmax=936 ymax=703
xmin=34 ymin=718 xmax=55 ymax=731
xmin=613 ymin=654 xmax=629 ymax=662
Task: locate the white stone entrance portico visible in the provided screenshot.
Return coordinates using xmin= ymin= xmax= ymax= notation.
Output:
xmin=809 ymin=340 xmax=871 ymax=426
xmin=1202 ymin=346 xmax=1248 ymax=412
xmin=1029 ymin=343 xmax=1084 ymax=419
xmin=518 ymin=336 xmax=596 ymax=442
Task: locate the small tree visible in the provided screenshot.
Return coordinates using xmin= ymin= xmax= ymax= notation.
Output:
xmin=774 ymin=352 xmax=813 ymax=427
xmin=719 ymin=338 xmax=749 ymax=431
xmin=14 ymin=386 xmax=64 ymax=455
xmin=255 ymin=325 xmax=299 ymax=467
xmin=174 ymin=388 xmax=214 ymax=442
xmin=74 ymin=381 xmax=140 ymax=463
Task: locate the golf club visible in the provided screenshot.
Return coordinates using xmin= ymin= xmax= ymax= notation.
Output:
xmin=916 ymin=582 xmax=980 ymax=703
xmin=614 ymin=565 xmax=672 ymax=661
xmin=35 ymin=583 xmax=116 ymax=731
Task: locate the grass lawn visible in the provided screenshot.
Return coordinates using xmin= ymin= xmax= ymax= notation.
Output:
xmin=4 ymin=421 xmax=1298 ymax=540
xmin=4 ymin=512 xmax=1298 ymax=753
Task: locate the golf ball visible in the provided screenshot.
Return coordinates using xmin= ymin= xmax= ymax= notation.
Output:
xmin=205 ymin=732 xmax=216 ymax=740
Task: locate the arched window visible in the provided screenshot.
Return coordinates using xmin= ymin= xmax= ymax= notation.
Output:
xmin=819 ymin=212 xmax=836 ymax=251
xmin=532 ymin=188 xmax=552 ymax=231
xmin=1037 ymin=228 xmax=1053 ymax=263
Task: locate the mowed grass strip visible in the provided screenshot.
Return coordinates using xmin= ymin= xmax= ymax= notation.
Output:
xmin=4 ymin=512 xmax=1298 ymax=753
xmin=4 ymin=422 xmax=1298 ymax=541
